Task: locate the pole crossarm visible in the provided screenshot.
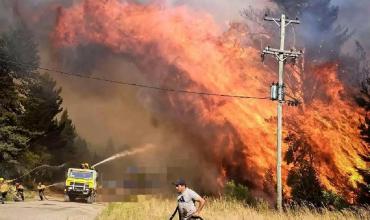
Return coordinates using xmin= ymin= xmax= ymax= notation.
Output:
xmin=262 ymin=47 xmax=302 ymax=62
xmin=263 ymin=47 xmax=302 ymax=57
xmin=264 ymin=16 xmax=300 ymax=26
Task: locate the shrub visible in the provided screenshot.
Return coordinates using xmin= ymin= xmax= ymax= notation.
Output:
xmin=322 ymin=190 xmax=349 ymax=210
xmin=224 ymin=180 xmax=256 ymax=205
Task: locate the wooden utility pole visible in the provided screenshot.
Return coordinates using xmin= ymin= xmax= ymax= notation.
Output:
xmin=262 ymin=14 xmax=302 ymax=212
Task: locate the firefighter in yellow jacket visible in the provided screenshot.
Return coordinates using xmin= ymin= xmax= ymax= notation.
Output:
xmin=0 ymin=178 xmax=11 ymax=204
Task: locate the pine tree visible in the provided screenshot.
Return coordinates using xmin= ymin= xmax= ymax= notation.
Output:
xmin=59 ymin=110 xmax=77 ymax=146
xmin=0 ymin=115 xmax=31 ymax=176
xmin=0 ymin=26 xmax=39 ymax=76
xmin=0 ymin=25 xmax=39 ymax=176
xmin=0 ymin=25 xmax=92 ymax=179
xmin=45 ymin=110 xmax=77 ymax=165
xmin=21 ymin=73 xmax=63 ymax=132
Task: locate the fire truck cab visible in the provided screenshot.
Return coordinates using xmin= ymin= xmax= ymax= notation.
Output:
xmin=64 ymin=168 xmax=98 ymax=203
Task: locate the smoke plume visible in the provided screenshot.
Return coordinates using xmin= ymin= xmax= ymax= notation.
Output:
xmin=0 ymin=0 xmax=369 ymax=199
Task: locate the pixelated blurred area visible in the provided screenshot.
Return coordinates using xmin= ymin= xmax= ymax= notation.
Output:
xmin=97 ymin=165 xmax=182 ymax=202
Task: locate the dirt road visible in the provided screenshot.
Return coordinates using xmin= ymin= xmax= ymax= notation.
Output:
xmin=0 ymin=197 xmax=105 ymax=220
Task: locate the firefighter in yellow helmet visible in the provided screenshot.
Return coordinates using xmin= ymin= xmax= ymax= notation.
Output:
xmin=0 ymin=178 xmax=11 ymax=204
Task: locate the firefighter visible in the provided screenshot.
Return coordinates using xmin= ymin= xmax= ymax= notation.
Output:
xmin=80 ymin=163 xmax=90 ymax=169
xmin=80 ymin=163 xmax=86 ymax=169
xmin=84 ymin=163 xmax=90 ymax=169
xmin=15 ymin=182 xmax=25 ymax=201
xmin=37 ymin=182 xmax=46 ymax=201
xmin=0 ymin=178 xmax=10 ymax=204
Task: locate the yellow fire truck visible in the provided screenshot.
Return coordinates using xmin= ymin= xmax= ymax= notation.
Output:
xmin=64 ymin=167 xmax=98 ymax=203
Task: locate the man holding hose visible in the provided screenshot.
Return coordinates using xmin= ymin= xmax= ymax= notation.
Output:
xmin=171 ymin=178 xmax=206 ymax=220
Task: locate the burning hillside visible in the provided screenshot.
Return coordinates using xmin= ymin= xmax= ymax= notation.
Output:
xmin=52 ymin=0 xmax=368 ymax=201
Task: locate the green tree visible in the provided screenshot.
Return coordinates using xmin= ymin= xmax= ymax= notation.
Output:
xmin=47 ymin=110 xmax=77 ymax=165
xmin=224 ymin=180 xmax=256 ymax=205
xmin=0 ymin=26 xmax=39 ymax=76
xmin=284 ymin=134 xmax=323 ymax=207
xmin=0 ymin=115 xmax=31 ymax=176
xmin=322 ymin=190 xmax=349 ymax=210
xmin=21 ymin=73 xmax=63 ymax=132
xmin=0 ymin=25 xmax=91 ymax=181
xmin=54 ymin=110 xmax=91 ymax=166
xmin=20 ymin=72 xmax=65 ymax=175
xmin=0 ymin=26 xmax=39 ymax=114
xmin=353 ymin=41 xmax=370 ymax=205
xmin=0 ymin=25 xmax=39 ymax=177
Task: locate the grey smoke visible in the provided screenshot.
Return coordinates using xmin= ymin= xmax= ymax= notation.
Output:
xmin=332 ymin=0 xmax=370 ymax=53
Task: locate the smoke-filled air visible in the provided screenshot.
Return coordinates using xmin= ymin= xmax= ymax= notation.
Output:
xmin=0 ymin=0 xmax=369 ymax=217
xmin=49 ymin=0 xmax=368 ymax=199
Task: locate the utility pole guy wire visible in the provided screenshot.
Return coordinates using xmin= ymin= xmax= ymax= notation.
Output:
xmin=262 ymin=14 xmax=302 ymax=212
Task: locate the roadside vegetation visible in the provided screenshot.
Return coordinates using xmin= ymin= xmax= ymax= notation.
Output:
xmin=4 ymin=185 xmax=36 ymax=201
xmin=98 ymin=196 xmax=369 ymax=220
xmin=98 ymin=181 xmax=369 ymax=220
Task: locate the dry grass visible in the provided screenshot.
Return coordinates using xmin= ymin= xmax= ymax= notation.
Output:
xmin=4 ymin=186 xmax=36 ymax=201
xmin=98 ymin=196 xmax=369 ymax=220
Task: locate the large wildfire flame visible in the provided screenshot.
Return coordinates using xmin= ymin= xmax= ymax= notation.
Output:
xmin=53 ymin=0 xmax=367 ymax=200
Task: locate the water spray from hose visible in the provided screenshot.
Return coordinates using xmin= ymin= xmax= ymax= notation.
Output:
xmin=91 ymin=144 xmax=154 ymax=169
xmin=15 ymin=163 xmax=66 ymax=181
xmin=44 ymin=182 xmax=65 ymax=188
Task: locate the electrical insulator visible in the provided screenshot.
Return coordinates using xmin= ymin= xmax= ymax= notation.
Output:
xmin=287 ymin=99 xmax=300 ymax=107
xmin=270 ymin=83 xmax=278 ymax=100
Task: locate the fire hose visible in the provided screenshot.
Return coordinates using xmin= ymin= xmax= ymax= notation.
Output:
xmin=14 ymin=163 xmax=66 ymax=181
xmin=12 ymin=182 xmax=64 ymax=201
xmin=169 ymin=206 xmax=204 ymax=220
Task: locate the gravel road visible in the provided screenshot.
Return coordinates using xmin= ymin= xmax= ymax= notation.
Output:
xmin=0 ymin=197 xmax=105 ymax=220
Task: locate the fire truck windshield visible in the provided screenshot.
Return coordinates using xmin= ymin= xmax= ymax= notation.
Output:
xmin=70 ymin=170 xmax=93 ymax=179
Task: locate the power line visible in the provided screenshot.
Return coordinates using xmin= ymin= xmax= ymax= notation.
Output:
xmin=0 ymin=57 xmax=270 ymax=100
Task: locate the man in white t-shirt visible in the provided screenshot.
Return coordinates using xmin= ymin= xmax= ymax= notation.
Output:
xmin=172 ymin=178 xmax=205 ymax=220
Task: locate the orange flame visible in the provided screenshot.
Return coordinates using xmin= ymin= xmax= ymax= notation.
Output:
xmin=53 ymin=0 xmax=368 ymax=200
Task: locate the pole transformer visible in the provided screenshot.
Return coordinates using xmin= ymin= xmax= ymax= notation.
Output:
xmin=261 ymin=14 xmax=302 ymax=212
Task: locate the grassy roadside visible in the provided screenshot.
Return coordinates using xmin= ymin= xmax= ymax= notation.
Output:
xmin=4 ymin=187 xmax=36 ymax=201
xmin=97 ymin=196 xmax=369 ymax=220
